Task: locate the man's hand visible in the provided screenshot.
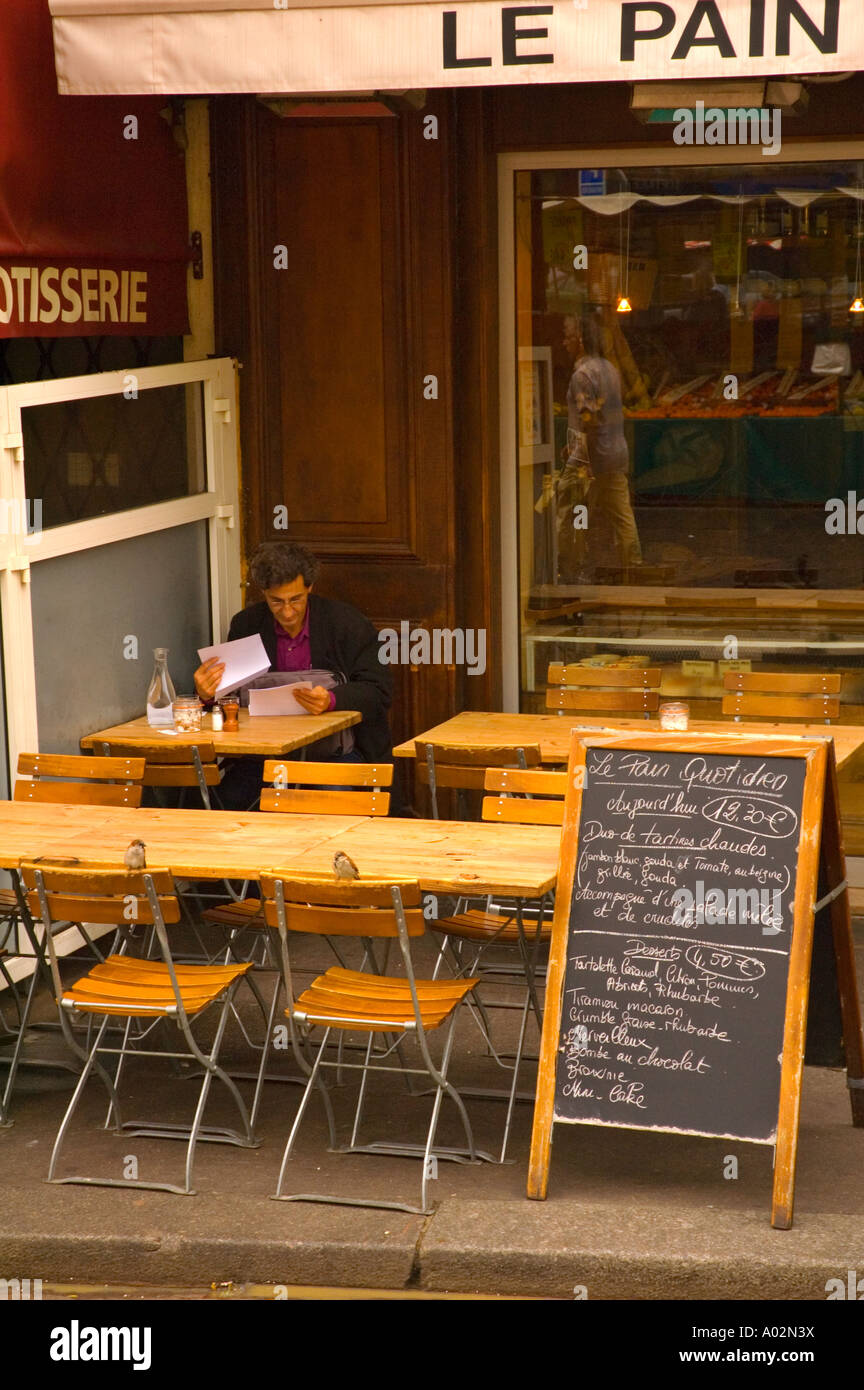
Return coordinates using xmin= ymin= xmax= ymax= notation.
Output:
xmin=293 ymin=684 xmax=332 ymax=716
xmin=194 ymin=657 xmax=225 ymax=701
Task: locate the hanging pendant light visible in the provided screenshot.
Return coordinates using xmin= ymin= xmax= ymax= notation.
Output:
xmin=850 ymin=297 xmax=864 ymax=315
xmin=617 ymin=180 xmax=633 ymax=316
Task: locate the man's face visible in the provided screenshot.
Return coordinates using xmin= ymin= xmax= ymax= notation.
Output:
xmin=263 ymin=574 xmax=311 ymax=634
xmin=563 ymin=318 xmax=582 ymax=358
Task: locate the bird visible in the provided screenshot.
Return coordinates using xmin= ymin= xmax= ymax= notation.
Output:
xmin=124 ymin=840 xmax=147 ymax=870
xmin=332 ymin=851 xmax=359 ymax=881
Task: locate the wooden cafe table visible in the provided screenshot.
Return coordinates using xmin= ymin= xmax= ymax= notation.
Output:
xmin=394 ymin=711 xmax=864 ymax=773
xmin=80 ymin=707 xmax=362 ymax=758
xmin=0 ymin=802 xmax=560 ymax=898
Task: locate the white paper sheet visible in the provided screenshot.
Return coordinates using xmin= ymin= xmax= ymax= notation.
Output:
xmin=197 ymin=634 xmax=271 ymax=696
xmin=248 ymin=683 xmax=313 ymax=717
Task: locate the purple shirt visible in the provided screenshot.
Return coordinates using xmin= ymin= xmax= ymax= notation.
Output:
xmin=274 ymin=610 xmax=336 ymax=709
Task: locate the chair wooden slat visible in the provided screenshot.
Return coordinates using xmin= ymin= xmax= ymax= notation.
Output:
xmin=546 ymin=664 xmax=661 ymax=689
xmin=15 ymin=781 xmax=143 ymax=807
xmin=722 ymin=671 xmax=842 ymax=695
xmin=136 ymin=765 xmax=222 ymax=787
xmin=546 ymin=688 xmax=660 ymax=713
xmin=263 ymin=759 xmax=393 ymax=787
xmin=260 ymin=788 xmax=390 ymax=816
xmin=434 ymin=908 xmax=552 ymax=944
xmin=484 ymin=768 xmax=568 ymax=796
xmin=18 ymin=753 xmax=145 ymax=781
xmin=99 ymin=741 xmax=218 ymax=765
xmin=414 ymin=763 xmax=487 ymax=790
xmin=481 ymin=796 xmax=564 ymax=826
xmin=721 ymin=693 xmax=840 ymax=720
xmin=19 ymin=862 xmax=175 ymax=896
xmin=263 ymin=901 xmax=425 ymax=937
xmin=24 ymin=891 xmax=180 ymax=927
xmin=259 ymin=876 xmax=421 ymax=909
xmin=414 ymin=741 xmax=542 ymax=767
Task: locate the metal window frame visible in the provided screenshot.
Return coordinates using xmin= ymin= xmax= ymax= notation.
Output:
xmin=0 ymin=355 xmax=241 ymax=776
xmin=498 ymin=138 xmax=864 ymax=712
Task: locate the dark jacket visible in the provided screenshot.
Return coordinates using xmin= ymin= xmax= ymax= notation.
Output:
xmin=227 ymin=594 xmax=394 ymax=763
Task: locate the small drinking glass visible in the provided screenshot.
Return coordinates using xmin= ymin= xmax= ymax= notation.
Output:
xmin=659 ymin=701 xmax=689 ymax=731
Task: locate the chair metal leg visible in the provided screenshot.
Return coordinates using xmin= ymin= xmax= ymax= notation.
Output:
xmin=273 ymin=1026 xmax=335 ymax=1197
xmin=249 ymin=970 xmax=285 ymax=1130
xmin=48 ymin=1015 xmax=117 ymax=1182
xmin=347 ymin=1032 xmax=376 ymax=1148
xmin=499 ymin=990 xmax=532 ymax=1164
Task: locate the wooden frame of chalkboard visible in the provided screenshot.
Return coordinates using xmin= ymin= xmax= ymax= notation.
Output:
xmin=528 ymin=731 xmax=864 ymax=1229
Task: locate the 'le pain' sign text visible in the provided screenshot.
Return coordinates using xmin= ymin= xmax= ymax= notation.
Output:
xmin=442 ymin=2 xmax=841 ymax=73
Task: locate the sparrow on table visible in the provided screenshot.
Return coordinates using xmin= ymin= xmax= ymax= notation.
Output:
xmin=332 ymin=851 xmax=359 ymax=881
xmin=124 ymin=840 xmax=147 ymax=870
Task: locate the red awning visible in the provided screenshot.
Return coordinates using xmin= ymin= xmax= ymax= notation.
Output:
xmin=0 ymin=0 xmax=189 ymax=337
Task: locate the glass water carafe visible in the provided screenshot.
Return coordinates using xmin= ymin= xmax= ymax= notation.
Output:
xmin=146 ymin=647 xmax=176 ymax=726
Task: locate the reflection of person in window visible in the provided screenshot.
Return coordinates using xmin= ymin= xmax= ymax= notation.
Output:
xmin=684 ymin=266 xmax=728 ymax=371
xmin=559 ymin=312 xmax=642 ymax=580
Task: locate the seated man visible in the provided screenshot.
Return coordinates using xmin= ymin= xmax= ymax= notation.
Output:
xmin=194 ymin=541 xmax=396 ymax=810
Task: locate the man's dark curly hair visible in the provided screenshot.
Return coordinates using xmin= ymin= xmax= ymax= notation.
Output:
xmin=248 ymin=541 xmax=321 ymax=591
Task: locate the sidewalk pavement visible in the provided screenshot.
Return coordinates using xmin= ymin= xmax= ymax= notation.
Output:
xmin=1 ymin=924 xmax=862 ymax=1301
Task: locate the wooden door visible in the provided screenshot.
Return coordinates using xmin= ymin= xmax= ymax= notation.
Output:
xmin=211 ymin=96 xmax=462 ymax=760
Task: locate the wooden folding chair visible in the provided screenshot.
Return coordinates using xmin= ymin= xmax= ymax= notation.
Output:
xmin=413 ymin=741 xmax=542 ymax=819
xmin=14 ymin=752 xmax=145 ymax=806
xmin=96 ymin=740 xmax=251 ymax=941
xmin=721 ymin=671 xmax=842 ymax=724
xmin=201 ymin=759 xmax=393 ymax=931
xmin=260 ymin=758 xmax=392 ymax=815
xmin=431 ymin=767 xmax=566 ymax=1161
xmin=1 ymin=754 xmax=146 ymax=1126
xmin=262 ymin=874 xmax=487 ymax=1214
xmin=19 ymin=861 xmax=258 ymax=1194
xmin=199 ymin=760 xmax=394 ymax=1124
xmin=96 ymin=741 xmax=221 ymax=809
xmin=546 ymin=663 xmax=661 ymax=718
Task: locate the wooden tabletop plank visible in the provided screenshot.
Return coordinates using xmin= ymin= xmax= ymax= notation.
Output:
xmin=393 ymin=712 xmax=864 ymax=772
xmin=80 ymin=708 xmax=361 ymax=758
xmin=283 ymin=818 xmax=560 ymax=896
xmin=0 ymin=802 xmax=559 ymax=897
xmin=0 ymin=802 xmax=366 ymax=879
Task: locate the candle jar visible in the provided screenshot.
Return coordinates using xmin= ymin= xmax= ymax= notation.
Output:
xmin=659 ymin=700 xmax=689 ymax=732
xmin=173 ymin=695 xmax=203 ymax=733
xmin=221 ymin=698 xmax=240 ymax=731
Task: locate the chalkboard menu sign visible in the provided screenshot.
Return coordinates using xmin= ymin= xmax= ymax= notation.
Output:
xmin=555 ymin=744 xmax=806 ymax=1143
xmin=527 ymin=731 xmax=864 ymax=1227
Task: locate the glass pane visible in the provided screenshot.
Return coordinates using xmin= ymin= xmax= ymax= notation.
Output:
xmin=21 ymin=380 xmax=205 ymax=530
xmin=515 ymin=158 xmax=864 ymax=716
xmin=0 ymin=335 xmax=184 ymax=387
xmin=30 ymin=521 xmax=211 ymax=755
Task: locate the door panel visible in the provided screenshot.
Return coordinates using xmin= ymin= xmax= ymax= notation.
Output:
xmin=212 ymin=97 xmax=459 ymax=758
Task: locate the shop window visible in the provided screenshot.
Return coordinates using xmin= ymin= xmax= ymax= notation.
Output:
xmin=509 ymin=158 xmax=864 ymax=720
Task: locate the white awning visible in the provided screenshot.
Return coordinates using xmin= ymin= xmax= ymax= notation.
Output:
xmin=49 ymin=0 xmax=860 ymax=97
